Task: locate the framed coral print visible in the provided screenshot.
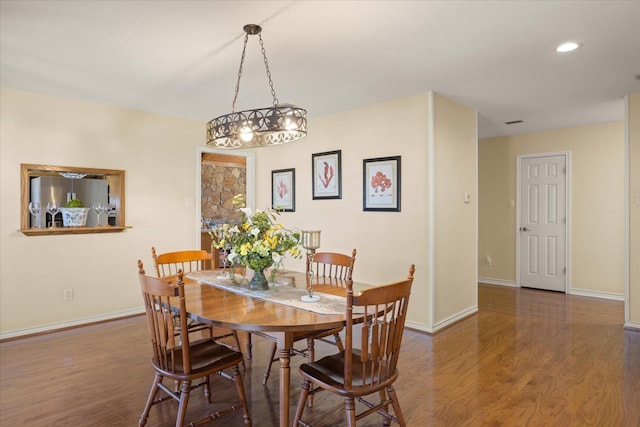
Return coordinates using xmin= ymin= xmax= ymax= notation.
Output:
xmin=312 ymin=150 xmax=342 ymax=199
xmin=363 ymin=156 xmax=401 ymax=212
xmin=272 ymin=168 xmax=295 ymax=212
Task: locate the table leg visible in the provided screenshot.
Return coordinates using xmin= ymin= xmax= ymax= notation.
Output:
xmin=275 ymin=332 xmax=294 ymax=427
xmin=279 ymin=346 xmax=291 ymax=427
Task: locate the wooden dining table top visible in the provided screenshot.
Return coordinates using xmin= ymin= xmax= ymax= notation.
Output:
xmin=181 ymin=269 xmax=369 ymax=333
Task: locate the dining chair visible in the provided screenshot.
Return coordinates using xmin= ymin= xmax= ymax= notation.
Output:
xmin=136 ymin=261 xmax=251 ymax=427
xmin=152 ymin=246 xmax=245 ymax=367
xmin=152 ymin=246 xmax=214 ymax=277
xmin=293 ymin=264 xmax=415 ymax=427
xmin=261 ymin=249 xmax=357 ymax=389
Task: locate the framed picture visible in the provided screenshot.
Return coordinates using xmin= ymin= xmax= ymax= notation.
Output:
xmin=271 ymin=168 xmax=295 ymax=212
xmin=312 ymin=150 xmax=342 ymax=199
xmin=363 ymin=156 xmax=401 ymax=212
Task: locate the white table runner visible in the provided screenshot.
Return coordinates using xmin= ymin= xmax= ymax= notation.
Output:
xmin=186 ymin=270 xmax=354 ymax=315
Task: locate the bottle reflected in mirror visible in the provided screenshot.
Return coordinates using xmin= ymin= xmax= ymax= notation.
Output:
xmin=107 ymin=204 xmax=117 ymax=226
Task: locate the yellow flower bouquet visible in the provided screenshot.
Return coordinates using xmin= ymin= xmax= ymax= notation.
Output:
xmin=211 ymin=194 xmax=301 ymax=290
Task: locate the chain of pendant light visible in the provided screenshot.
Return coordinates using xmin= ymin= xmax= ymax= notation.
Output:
xmin=231 ymin=31 xmax=279 ymax=114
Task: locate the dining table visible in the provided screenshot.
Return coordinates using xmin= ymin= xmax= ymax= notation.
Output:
xmin=181 ymin=269 xmax=371 ymax=427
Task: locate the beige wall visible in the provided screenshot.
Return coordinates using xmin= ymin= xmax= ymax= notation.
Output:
xmin=479 ymin=122 xmax=626 ymax=297
xmin=252 ymin=93 xmax=478 ymax=332
xmin=253 ymin=94 xmax=433 ymax=329
xmin=628 ymin=93 xmax=640 ymax=327
xmin=0 ymin=88 xmax=203 ymax=337
xmin=1 ymin=88 xmax=478 ymax=336
xmin=432 ymin=93 xmax=478 ymax=326
xmin=478 ymin=139 xmax=517 ymax=283
xmin=4 ymin=85 xmax=630 ymax=335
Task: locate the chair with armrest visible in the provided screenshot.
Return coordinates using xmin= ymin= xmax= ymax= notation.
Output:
xmin=152 ymin=246 xmax=245 ymax=366
xmin=136 ymin=261 xmax=251 ymax=427
xmin=293 ymin=264 xmax=415 ymax=427
xmin=261 ymin=249 xmax=357 ymax=389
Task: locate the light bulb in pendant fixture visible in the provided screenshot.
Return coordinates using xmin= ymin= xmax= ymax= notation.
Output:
xmin=285 ymin=116 xmax=298 ymax=131
xmin=239 ymin=122 xmax=254 ymax=142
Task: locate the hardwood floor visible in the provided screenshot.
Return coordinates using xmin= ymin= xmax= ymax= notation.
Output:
xmin=1 ymin=284 xmax=638 ymax=426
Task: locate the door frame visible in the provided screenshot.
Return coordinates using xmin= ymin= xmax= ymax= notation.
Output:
xmin=516 ymin=151 xmax=571 ymax=291
xmin=195 ymin=146 xmax=256 ymax=248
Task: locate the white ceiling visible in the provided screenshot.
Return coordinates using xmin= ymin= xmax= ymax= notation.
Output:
xmin=1 ymin=0 xmax=639 ymax=139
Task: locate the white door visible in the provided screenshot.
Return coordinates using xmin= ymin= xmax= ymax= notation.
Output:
xmin=518 ymin=154 xmax=567 ymax=292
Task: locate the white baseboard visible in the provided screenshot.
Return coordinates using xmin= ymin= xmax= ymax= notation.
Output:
xmin=432 ymin=306 xmax=478 ymax=333
xmin=404 ymin=320 xmax=433 ymax=334
xmin=479 ymin=279 xmax=626 ymax=304
xmin=405 ymin=306 xmax=478 ymax=335
xmin=0 ymin=307 xmax=144 ymax=340
xmin=478 ymin=277 xmax=517 ymax=287
xmin=624 ymin=321 xmax=640 ymax=331
xmin=568 ymin=288 xmax=625 ymax=301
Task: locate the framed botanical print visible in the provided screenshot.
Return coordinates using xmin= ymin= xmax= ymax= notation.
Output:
xmin=363 ymin=156 xmax=401 ymax=212
xmin=271 ymin=168 xmax=295 ymax=212
xmin=312 ymin=150 xmax=342 ymax=199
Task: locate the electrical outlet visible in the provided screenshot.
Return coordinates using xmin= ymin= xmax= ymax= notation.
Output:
xmin=485 ymin=256 xmax=493 ymax=266
xmin=64 ymin=288 xmax=73 ymax=301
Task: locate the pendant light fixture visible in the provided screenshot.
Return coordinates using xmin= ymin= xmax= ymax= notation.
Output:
xmin=206 ymin=24 xmax=307 ymax=149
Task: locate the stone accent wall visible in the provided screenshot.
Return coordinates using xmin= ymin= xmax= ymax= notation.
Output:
xmin=201 ymin=160 xmax=246 ymax=224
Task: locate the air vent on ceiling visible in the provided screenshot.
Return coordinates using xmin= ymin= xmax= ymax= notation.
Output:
xmin=505 ymin=120 xmax=523 ymax=125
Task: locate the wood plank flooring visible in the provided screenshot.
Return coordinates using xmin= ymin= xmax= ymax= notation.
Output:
xmin=1 ymin=284 xmax=638 ymax=426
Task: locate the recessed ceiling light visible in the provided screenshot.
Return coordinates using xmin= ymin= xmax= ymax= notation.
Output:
xmin=556 ymin=42 xmax=580 ymax=53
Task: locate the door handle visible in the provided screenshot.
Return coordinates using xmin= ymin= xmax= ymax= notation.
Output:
xmin=520 ymin=226 xmax=530 ymax=232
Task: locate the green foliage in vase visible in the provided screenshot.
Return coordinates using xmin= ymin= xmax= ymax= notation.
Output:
xmin=65 ymin=199 xmax=84 ymax=208
xmin=211 ymin=194 xmax=301 ymax=272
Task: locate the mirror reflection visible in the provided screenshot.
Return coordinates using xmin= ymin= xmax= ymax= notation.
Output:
xmin=21 ymin=164 xmax=125 ymax=233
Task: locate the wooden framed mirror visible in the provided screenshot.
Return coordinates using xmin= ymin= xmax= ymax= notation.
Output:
xmin=20 ymin=164 xmax=129 ymax=235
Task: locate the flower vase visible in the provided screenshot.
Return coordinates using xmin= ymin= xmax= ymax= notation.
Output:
xmin=248 ymin=269 xmax=269 ymax=291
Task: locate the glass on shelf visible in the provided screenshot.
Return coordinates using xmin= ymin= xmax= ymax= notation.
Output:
xmin=28 ymin=202 xmax=41 ymax=229
xmin=100 ymin=203 xmax=110 ymax=226
xmin=46 ymin=202 xmax=59 ymax=228
xmin=92 ymin=202 xmax=103 ymax=227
